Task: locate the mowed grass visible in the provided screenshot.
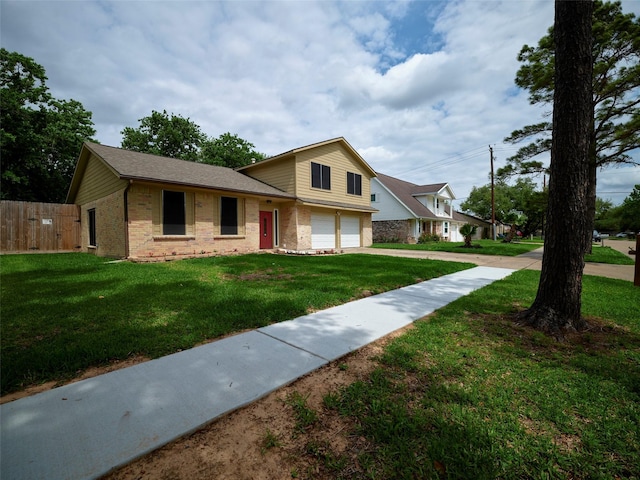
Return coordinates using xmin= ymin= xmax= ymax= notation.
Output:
xmin=0 ymin=253 xmax=473 ymax=395
xmin=321 ymin=270 xmax=640 ymax=479
xmin=373 ymin=240 xmax=542 ymax=256
xmin=374 ymin=240 xmax=635 ymax=265
xmin=587 ymin=244 xmax=635 ymax=265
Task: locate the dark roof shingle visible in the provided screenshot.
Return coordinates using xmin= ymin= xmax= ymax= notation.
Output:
xmin=83 ymin=143 xmax=295 ymax=199
xmin=375 ymin=172 xmax=444 ymax=218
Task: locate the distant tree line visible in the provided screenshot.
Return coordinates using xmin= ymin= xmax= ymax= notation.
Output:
xmin=461 ymin=179 xmax=639 ymax=236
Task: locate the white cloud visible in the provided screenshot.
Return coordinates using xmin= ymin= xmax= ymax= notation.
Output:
xmin=1 ymin=0 xmax=638 ymax=205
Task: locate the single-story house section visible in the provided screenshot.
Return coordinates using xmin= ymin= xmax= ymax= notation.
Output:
xmin=371 ymin=173 xmax=468 ymax=243
xmin=66 ymin=137 xmax=377 ymax=260
xmin=452 ymin=211 xmax=494 ymax=240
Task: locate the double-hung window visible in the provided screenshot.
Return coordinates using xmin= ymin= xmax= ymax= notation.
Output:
xmin=163 ymin=190 xmax=186 ymax=235
xmin=220 ymin=196 xmax=238 ymax=235
xmin=311 ymin=162 xmax=331 ymax=190
xmin=347 ymin=172 xmax=362 ymax=196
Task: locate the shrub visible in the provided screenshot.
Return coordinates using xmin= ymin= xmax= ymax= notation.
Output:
xmin=417 ymin=233 xmax=441 ymax=244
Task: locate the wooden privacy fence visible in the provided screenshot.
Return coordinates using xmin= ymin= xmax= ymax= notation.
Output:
xmin=0 ymin=201 xmax=81 ymax=253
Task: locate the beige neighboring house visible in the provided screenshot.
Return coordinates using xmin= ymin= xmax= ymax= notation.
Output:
xmin=371 ymin=173 xmax=472 ymax=243
xmin=66 ymin=137 xmax=377 ymax=260
xmin=452 ymin=211 xmax=493 ymax=240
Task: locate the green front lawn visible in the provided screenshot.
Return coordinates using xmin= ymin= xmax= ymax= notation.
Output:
xmin=316 ymin=271 xmax=640 ymax=479
xmin=373 ymin=239 xmax=543 ymax=256
xmin=587 ymin=245 xmax=635 ymax=265
xmin=373 ymin=240 xmax=635 ymax=265
xmin=0 ymin=253 xmax=473 ymax=395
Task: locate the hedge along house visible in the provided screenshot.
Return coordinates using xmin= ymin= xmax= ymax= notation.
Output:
xmin=66 ymin=138 xmax=376 ymax=260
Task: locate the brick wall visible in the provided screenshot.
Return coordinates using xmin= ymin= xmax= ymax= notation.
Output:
xmin=362 ymin=214 xmax=373 ymax=247
xmin=296 ymin=207 xmax=312 ymax=251
xmin=278 ymin=203 xmax=300 ymax=250
xmin=126 ymin=185 xmax=261 ymax=260
xmin=372 ymin=220 xmax=413 ymax=243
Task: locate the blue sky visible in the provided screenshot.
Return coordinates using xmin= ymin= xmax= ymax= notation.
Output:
xmin=2 ymin=0 xmax=639 ymax=206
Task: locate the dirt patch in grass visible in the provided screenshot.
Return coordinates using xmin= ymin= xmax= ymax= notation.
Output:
xmin=471 ymin=309 xmax=632 ymax=355
xmin=221 ymin=267 xmax=296 ymax=282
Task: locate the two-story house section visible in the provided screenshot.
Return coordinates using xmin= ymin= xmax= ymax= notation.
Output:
xmin=238 ymin=137 xmax=378 ymax=251
xmin=371 ymin=173 xmax=463 ymax=243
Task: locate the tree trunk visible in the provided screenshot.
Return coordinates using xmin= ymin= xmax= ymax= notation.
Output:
xmin=517 ymin=0 xmax=593 ymax=337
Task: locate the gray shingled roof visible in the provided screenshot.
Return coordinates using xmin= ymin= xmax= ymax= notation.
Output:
xmin=452 ymin=210 xmax=491 ymax=225
xmin=83 ymin=143 xmax=295 ymax=199
xmin=376 ymin=172 xmax=447 ymax=218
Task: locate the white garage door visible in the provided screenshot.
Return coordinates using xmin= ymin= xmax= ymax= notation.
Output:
xmin=311 ymin=213 xmax=336 ymax=249
xmin=340 ymin=216 xmax=361 ymax=248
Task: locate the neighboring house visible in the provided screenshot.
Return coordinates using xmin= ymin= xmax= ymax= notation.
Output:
xmin=66 ymin=137 xmax=377 ymax=260
xmin=371 ymin=173 xmax=464 ymax=242
xmin=452 ymin=211 xmax=493 ymax=240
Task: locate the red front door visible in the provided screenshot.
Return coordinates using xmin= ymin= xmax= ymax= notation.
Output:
xmin=259 ymin=211 xmax=273 ymax=249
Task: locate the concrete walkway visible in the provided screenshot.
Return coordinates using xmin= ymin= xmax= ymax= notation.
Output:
xmin=1 ymin=266 xmax=514 ymax=480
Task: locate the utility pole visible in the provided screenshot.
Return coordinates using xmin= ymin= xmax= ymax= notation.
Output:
xmin=490 ymin=145 xmax=496 ymax=241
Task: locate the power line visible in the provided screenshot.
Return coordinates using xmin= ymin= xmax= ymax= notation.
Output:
xmin=392 ymin=145 xmax=488 ymax=177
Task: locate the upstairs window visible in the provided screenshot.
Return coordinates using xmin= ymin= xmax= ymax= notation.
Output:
xmin=311 ymin=162 xmax=331 ymax=190
xmin=220 ymin=196 xmax=238 ymax=235
xmin=371 ymin=193 xmax=378 ymax=202
xmin=347 ymin=172 xmax=362 ymax=196
xmin=163 ymin=190 xmax=186 ymax=235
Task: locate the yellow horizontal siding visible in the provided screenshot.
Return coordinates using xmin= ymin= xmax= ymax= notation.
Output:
xmin=295 ymin=143 xmax=372 ymax=206
xmin=241 ymin=158 xmax=295 ymax=194
xmin=75 ymin=154 xmax=128 ymax=205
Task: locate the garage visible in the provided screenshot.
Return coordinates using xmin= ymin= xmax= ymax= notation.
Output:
xmin=449 ymin=223 xmax=462 ymax=242
xmin=311 ymin=213 xmax=336 ymax=249
xmin=340 ymin=215 xmax=361 ymax=248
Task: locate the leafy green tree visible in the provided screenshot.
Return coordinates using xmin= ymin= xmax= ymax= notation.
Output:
xmin=1 ymin=49 xmax=96 ymax=202
xmin=499 ymin=0 xmax=640 ymax=250
xmin=620 ymin=184 xmax=640 ymax=232
xmin=517 ymin=0 xmax=593 ymax=334
xmin=121 ymin=110 xmax=206 ymax=162
xmin=199 ymin=132 xmax=266 ymax=168
xmin=595 ymin=203 xmax=623 ymax=232
xmin=593 ymin=197 xmax=614 ymax=231
xmin=460 ymin=178 xmax=546 ymax=236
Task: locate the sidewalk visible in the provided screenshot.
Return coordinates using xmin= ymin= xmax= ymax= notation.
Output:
xmin=0 ymin=266 xmax=514 ymax=480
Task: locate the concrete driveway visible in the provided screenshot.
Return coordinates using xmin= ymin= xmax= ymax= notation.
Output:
xmin=351 ymin=241 xmax=637 ymax=283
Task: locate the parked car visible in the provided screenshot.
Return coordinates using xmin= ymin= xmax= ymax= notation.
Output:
xmin=593 ymin=230 xmax=601 ymax=242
